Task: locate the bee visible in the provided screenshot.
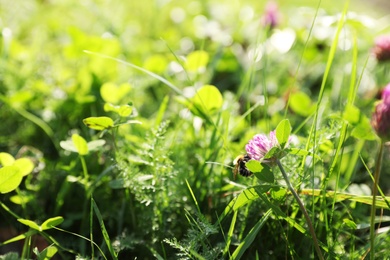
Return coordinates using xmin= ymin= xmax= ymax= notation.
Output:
xmin=233 ymin=154 xmax=253 ymax=178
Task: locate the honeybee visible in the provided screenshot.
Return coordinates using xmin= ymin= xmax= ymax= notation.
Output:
xmin=233 ymin=154 xmax=253 ymax=178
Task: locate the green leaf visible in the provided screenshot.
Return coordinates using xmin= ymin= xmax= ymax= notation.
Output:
xmin=13 ymin=158 xmax=34 ymax=176
xmin=83 ymin=116 xmax=114 ymax=131
xmin=10 ymin=194 xmax=33 ymax=204
xmin=343 ymin=219 xmax=357 ymax=230
xmin=143 ymin=54 xmax=168 ymax=74
xmin=254 ymin=165 xmax=274 ymax=183
xmin=343 ymin=104 xmax=361 ymax=124
xmin=0 ymin=152 xmax=15 ymax=166
xmin=117 ymin=105 xmax=132 ymax=117
xmin=275 ymin=119 xmax=291 ymax=149
xmin=289 ymin=91 xmax=315 ymax=116
xmin=245 ymin=160 xmax=263 ymax=173
xmin=59 ymin=140 xmax=77 ymax=153
xmin=103 ymin=102 xmax=116 ymax=112
xmin=100 ymin=82 xmax=131 ymax=104
xmin=0 ymin=166 xmax=23 ymax=194
xmin=37 ymin=245 xmax=58 ymax=260
xmin=0 ymin=230 xmax=37 ymax=245
xmin=9 ymin=90 xmax=33 ymax=107
xmin=104 ymin=103 xmax=133 ymax=117
xmin=18 ymin=219 xmax=41 ymax=231
xmin=232 ymin=188 xmax=259 ymax=211
xmin=41 ymin=216 xmax=64 ymax=230
xmin=264 ymin=146 xmax=281 ymax=159
xmin=115 ymin=120 xmax=142 ymax=127
xmin=72 ymin=134 xmax=88 ymax=155
xmin=61 ymin=138 xmax=105 ymax=154
xmin=218 ymin=185 xmax=272 ymax=222
xmin=192 ymin=85 xmax=223 ymax=115
xmin=185 ymin=50 xmax=209 ymax=72
xmin=351 ymin=117 xmax=377 ymax=140
xmin=270 ymin=187 xmax=287 ymax=201
xmin=87 ymin=140 xmax=106 ymax=151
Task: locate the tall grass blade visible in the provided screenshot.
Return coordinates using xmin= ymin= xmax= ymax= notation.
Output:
xmin=300 ymin=189 xmax=390 ymax=209
xmin=302 ymin=0 xmax=350 ymax=170
xmin=51 ymin=226 xmax=106 ymax=258
xmin=230 ymin=209 xmax=272 ymax=260
xmin=185 ymin=179 xmax=201 ymax=214
xmin=360 ymin=154 xmax=390 ymax=209
xmin=84 ymin=50 xmax=183 ymax=95
xmin=92 ymin=198 xmax=118 ymax=260
xmin=284 ymin=0 xmax=322 ymax=117
xmin=222 ymin=210 xmax=237 ymax=257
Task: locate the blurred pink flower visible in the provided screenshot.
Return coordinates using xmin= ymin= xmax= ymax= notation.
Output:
xmin=372 ymin=83 xmax=390 ymax=141
xmin=262 ymin=2 xmax=279 ymax=29
xmin=372 ymin=35 xmax=390 ymax=62
xmin=381 ymin=83 xmax=390 ymax=103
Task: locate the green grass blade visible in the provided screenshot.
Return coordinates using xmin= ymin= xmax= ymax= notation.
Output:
xmin=300 ymin=189 xmax=390 ymax=209
xmin=154 ymin=95 xmax=170 ymax=127
xmin=90 ymin=195 xmax=95 ymax=259
xmin=231 ymin=209 xmax=272 ymax=260
xmin=185 ymin=179 xmax=201 ymax=214
xmin=301 ymin=0 xmax=350 ymax=171
xmin=0 ymin=95 xmax=56 ymax=150
xmin=284 ymin=0 xmax=322 ymax=117
xmin=218 ymin=187 xmax=260 ymax=222
xmin=84 ymin=50 xmax=183 ymax=95
xmin=360 ymin=155 xmax=390 ymax=209
xmin=223 ymin=210 xmax=237 ymax=257
xmin=0 ymin=230 xmax=37 ymax=245
xmin=92 ymin=198 xmax=118 ymax=260
xmin=51 ymin=226 xmax=105 ymax=258
xmin=347 ymin=31 xmax=358 ymax=105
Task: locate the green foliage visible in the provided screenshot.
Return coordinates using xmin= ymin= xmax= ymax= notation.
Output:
xmin=18 ymin=216 xmax=64 ymax=232
xmin=60 ymin=134 xmax=106 ymax=155
xmin=191 ymin=85 xmax=223 ymax=116
xmin=0 ymin=153 xmax=34 ymax=193
xmin=185 ymin=50 xmax=210 ymax=73
xmin=0 ymin=252 xmax=19 ymax=260
xmin=164 ymin=210 xmax=219 ymax=259
xmin=275 ymin=119 xmax=292 ymax=149
xmin=289 ymin=91 xmax=316 ymax=116
xmin=103 ymin=103 xmax=133 ymax=117
xmin=1 ymin=0 xmax=390 ymax=259
xmin=91 ymin=199 xmax=117 ymax=260
xmin=0 ymin=166 xmax=24 ymax=194
xmin=34 ymin=245 xmax=58 ymax=260
xmin=83 ymin=117 xmax=114 ymax=131
xmin=100 ymin=82 xmax=132 ymax=105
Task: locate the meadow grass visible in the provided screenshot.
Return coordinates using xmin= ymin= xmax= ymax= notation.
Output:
xmin=0 ymin=0 xmax=390 ymax=259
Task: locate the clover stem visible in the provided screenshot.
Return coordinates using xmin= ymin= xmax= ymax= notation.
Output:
xmin=370 ymin=140 xmax=384 ymax=260
xmin=276 ymin=159 xmax=324 ymax=260
xmin=79 ymin=155 xmax=89 ymax=182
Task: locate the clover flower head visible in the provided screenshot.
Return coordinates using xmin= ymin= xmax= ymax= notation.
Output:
xmin=372 ymin=83 xmax=390 ymax=141
xmin=372 ymin=35 xmax=390 ymax=62
xmin=262 ymin=2 xmax=279 ymax=29
xmin=381 ymin=83 xmax=390 ymax=104
xmin=245 ymin=131 xmax=284 ymax=162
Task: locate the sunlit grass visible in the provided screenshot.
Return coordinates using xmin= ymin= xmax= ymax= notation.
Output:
xmin=0 ymin=0 xmax=390 ymax=259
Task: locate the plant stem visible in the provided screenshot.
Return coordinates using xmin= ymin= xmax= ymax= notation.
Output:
xmin=79 ymin=155 xmax=89 ymax=183
xmin=276 ymin=159 xmax=324 ymax=260
xmin=370 ymin=140 xmax=384 ymax=260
